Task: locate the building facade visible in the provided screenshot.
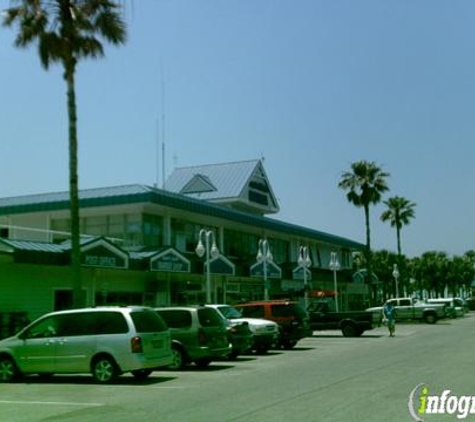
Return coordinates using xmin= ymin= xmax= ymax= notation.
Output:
xmin=0 ymin=160 xmax=368 ymax=324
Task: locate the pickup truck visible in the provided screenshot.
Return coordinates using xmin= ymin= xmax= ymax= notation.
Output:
xmin=366 ymin=298 xmax=447 ymax=324
xmin=307 ymin=301 xmax=375 ymax=337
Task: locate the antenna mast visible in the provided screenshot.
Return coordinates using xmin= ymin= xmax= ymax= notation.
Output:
xmin=161 ymin=64 xmax=166 ymax=189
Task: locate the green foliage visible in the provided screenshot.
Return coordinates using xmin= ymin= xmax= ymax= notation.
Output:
xmin=3 ymin=1 xmax=127 ymax=308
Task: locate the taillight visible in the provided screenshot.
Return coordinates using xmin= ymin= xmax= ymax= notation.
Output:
xmin=131 ymin=336 xmax=143 ymax=353
xmin=198 ymin=328 xmax=207 ymax=345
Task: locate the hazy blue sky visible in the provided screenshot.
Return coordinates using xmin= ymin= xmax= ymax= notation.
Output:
xmin=1 ymin=0 xmax=475 ymax=258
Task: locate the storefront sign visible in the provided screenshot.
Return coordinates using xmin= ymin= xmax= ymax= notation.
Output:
xmin=80 ymin=238 xmax=128 ymax=269
xmin=150 ymin=248 xmax=190 ymax=273
xmin=208 ymin=255 xmax=235 ymax=276
xmin=250 ymin=261 xmax=282 ymax=279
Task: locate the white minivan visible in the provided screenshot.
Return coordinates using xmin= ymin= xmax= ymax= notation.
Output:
xmin=0 ymin=306 xmax=172 ymax=383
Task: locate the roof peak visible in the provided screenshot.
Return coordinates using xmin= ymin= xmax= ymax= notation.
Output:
xmin=172 ymin=159 xmax=260 ymax=171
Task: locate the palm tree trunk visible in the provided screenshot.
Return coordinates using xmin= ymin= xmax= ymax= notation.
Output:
xmin=364 ymin=204 xmax=376 ymax=304
xmin=65 ymin=62 xmax=83 ymax=309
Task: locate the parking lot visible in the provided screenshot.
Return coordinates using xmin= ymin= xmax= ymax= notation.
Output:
xmin=1 ymin=314 xmax=474 ymax=422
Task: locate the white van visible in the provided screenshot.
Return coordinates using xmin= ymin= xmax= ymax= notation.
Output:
xmin=0 ymin=306 xmax=172 ymax=383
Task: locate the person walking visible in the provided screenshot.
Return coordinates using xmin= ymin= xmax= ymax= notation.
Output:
xmin=383 ymin=301 xmax=397 ymax=337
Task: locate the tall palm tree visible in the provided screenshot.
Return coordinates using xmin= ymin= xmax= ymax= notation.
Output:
xmin=3 ymin=0 xmax=126 ymax=308
xmin=338 ymin=160 xmax=389 ymax=300
xmin=381 ymin=196 xmax=416 ymax=258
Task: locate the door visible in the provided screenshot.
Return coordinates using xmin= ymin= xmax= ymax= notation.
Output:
xmin=15 ymin=315 xmax=60 ymax=373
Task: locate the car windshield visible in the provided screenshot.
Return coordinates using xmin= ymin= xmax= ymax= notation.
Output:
xmin=218 ymin=306 xmax=242 ymax=319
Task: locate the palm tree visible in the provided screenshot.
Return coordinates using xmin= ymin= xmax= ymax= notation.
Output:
xmin=381 ymin=196 xmax=416 ymax=258
xmin=338 ymin=160 xmax=389 ymax=301
xmin=3 ymin=1 xmax=126 ymax=308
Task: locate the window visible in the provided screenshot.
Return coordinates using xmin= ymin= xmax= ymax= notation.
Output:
xmin=131 ymin=310 xmax=168 ymax=333
xmin=157 ymin=310 xmax=192 ymax=329
xmin=224 ymin=230 xmax=259 ymax=258
xmin=54 ymin=290 xmax=72 ymax=311
xmin=143 ymin=214 xmax=163 ymax=247
xmin=95 ymin=312 xmax=129 ymax=334
xmin=238 ymin=305 xmax=265 ymax=318
xmin=171 ymin=220 xmax=217 ymax=253
xmin=197 ymin=308 xmax=223 ymax=327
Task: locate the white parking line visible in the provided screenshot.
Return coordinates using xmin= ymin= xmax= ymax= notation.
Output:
xmin=0 ymin=400 xmax=103 ymax=407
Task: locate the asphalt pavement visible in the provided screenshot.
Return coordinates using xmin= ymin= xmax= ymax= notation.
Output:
xmin=0 ymin=314 xmax=473 ymax=422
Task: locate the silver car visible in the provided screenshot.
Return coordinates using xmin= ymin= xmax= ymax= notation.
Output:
xmin=0 ymin=306 xmax=173 ymax=383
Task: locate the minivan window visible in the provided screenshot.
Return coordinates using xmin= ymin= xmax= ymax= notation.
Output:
xmin=131 ymin=310 xmax=168 ymax=333
xmin=157 ymin=310 xmax=192 ymax=328
xmin=96 ymin=312 xmax=129 ymax=334
xmin=25 ymin=316 xmax=59 ymax=338
xmin=197 ymin=308 xmax=223 ymax=327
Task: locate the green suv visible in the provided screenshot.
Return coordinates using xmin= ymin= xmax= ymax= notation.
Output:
xmin=155 ymin=306 xmax=231 ymax=369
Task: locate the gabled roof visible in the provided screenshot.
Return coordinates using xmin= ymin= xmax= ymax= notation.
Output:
xmin=164 ymin=159 xmax=280 ymax=215
xmin=0 ymin=183 xmax=364 ymax=250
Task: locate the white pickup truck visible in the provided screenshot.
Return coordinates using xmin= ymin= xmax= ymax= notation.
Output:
xmin=366 ymin=297 xmax=447 ymax=324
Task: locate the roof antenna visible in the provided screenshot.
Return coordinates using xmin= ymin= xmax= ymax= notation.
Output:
xmin=261 ymin=153 xmax=266 ymax=163
xmin=161 ymin=63 xmax=166 ymax=189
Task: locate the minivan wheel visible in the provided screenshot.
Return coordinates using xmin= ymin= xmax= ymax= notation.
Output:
xmin=0 ymin=357 xmax=19 ymax=382
xmin=92 ymin=356 xmax=119 ymax=383
xmin=168 ymin=347 xmax=185 ymax=370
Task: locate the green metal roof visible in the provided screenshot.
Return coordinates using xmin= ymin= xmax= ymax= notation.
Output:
xmin=0 ymin=184 xmax=364 ymax=250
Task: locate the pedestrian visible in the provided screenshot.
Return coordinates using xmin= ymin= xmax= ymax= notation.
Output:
xmin=382 ymin=301 xmax=396 ymax=337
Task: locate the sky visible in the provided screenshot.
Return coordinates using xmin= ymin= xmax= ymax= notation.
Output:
xmin=1 ymin=0 xmax=475 ymax=258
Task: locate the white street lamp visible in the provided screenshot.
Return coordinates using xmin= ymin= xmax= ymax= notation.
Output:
xmin=329 ymin=252 xmax=340 ymax=312
xmin=196 ymin=229 xmax=219 ymax=303
xmin=298 ymin=246 xmax=312 ymax=309
xmin=257 ymin=239 xmax=273 ymax=301
xmin=392 ymin=264 xmax=400 ymax=298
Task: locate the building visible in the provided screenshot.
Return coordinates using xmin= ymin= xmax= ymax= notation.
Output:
xmin=0 ymin=159 xmax=367 ymax=325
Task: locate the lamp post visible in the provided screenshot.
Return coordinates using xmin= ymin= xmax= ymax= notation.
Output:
xmin=196 ymin=229 xmax=219 ymax=303
xmin=329 ymin=252 xmax=340 ymax=312
xmin=392 ymin=264 xmax=400 ymax=298
xmin=257 ymin=239 xmax=273 ymax=301
xmin=298 ymin=246 xmax=312 ymax=309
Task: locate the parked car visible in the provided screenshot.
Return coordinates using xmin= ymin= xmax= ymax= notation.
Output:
xmin=155 ymin=306 xmax=231 ymax=369
xmin=307 ymin=300 xmax=376 ymax=337
xmin=205 ymin=304 xmax=280 ymax=354
xmin=0 ymin=306 xmax=173 ymax=383
xmin=427 ymin=298 xmax=465 ymax=318
xmin=235 ymin=301 xmax=311 ymax=349
xmin=366 ymin=297 xmax=446 ymax=324
xmin=465 ymin=297 xmax=475 ymax=311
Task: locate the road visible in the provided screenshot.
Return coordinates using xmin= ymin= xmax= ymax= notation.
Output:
xmin=1 ymin=314 xmax=474 ymax=422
